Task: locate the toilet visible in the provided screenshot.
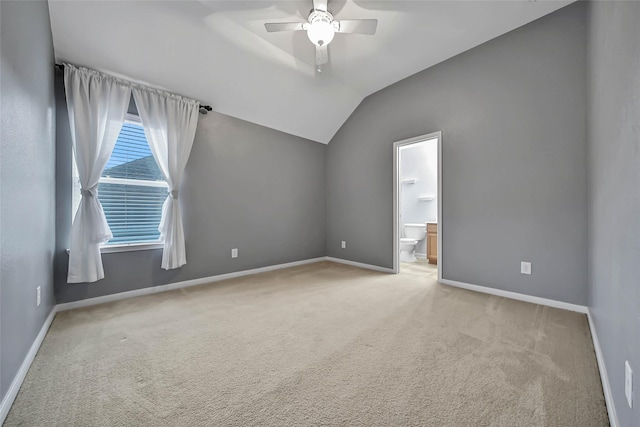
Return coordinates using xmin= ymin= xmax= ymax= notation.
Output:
xmin=400 ymin=223 xmax=427 ymax=262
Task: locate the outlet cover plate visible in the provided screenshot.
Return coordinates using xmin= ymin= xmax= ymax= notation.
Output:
xmin=520 ymin=261 xmax=532 ymax=275
xmin=36 ymin=286 xmax=41 ymax=307
xmin=341 ymin=241 xmax=346 ymax=249
xmin=626 ymin=360 xmax=633 ymax=408
xmin=231 ymin=248 xmax=238 ymax=259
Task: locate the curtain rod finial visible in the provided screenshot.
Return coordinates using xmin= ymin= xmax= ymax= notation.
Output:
xmin=199 ymin=105 xmax=212 ymax=115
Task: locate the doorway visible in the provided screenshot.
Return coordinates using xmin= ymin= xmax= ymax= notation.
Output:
xmin=393 ymin=131 xmax=442 ymax=280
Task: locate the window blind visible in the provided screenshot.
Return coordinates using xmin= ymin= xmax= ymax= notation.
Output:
xmin=72 ymin=118 xmax=168 ymax=245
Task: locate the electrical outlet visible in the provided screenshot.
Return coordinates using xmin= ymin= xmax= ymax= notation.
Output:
xmin=626 ymin=360 xmax=633 ymax=408
xmin=36 ymin=286 xmax=41 ymax=307
xmin=520 ymin=261 xmax=532 ymax=275
xmin=231 ymin=248 xmax=238 ymax=259
xmin=341 ymin=241 xmax=346 ymax=249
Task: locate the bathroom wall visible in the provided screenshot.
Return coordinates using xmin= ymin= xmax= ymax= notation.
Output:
xmin=399 ymin=139 xmax=438 ymax=256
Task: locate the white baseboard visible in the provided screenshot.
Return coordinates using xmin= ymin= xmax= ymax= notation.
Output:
xmin=0 ymin=307 xmax=56 ymax=424
xmin=587 ymin=310 xmax=619 ymax=427
xmin=2 ymin=258 xmax=328 ymax=422
xmin=440 ymin=278 xmax=588 ymax=314
xmin=2 ymin=261 xmax=606 ymax=427
xmin=415 ymin=253 xmax=427 ymax=260
xmin=325 ymin=256 xmax=395 ymax=273
xmin=57 ymin=257 xmax=327 ymax=312
xmin=440 ymin=278 xmax=614 ymax=424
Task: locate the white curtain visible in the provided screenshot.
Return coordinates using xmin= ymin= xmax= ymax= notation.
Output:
xmin=132 ymin=88 xmax=199 ymax=270
xmin=65 ymin=64 xmax=132 ymax=283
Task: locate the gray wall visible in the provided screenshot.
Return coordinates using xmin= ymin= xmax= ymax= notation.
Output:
xmin=54 ymin=84 xmax=326 ymax=303
xmin=587 ymin=2 xmax=640 ymax=425
xmin=0 ymin=1 xmax=56 ymax=400
xmin=326 ymin=2 xmax=588 ymax=305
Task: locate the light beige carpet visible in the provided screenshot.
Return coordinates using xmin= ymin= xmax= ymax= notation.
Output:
xmin=5 ymin=261 xmax=608 ymax=426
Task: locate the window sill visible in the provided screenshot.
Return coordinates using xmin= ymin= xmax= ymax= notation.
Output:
xmin=101 ymin=242 xmax=164 ymax=253
xmin=65 ymin=242 xmax=164 ymax=254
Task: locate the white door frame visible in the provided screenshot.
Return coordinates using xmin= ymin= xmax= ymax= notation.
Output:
xmin=393 ymin=131 xmax=442 ymax=281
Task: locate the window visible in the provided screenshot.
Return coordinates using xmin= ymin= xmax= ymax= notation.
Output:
xmin=72 ymin=114 xmax=168 ymax=247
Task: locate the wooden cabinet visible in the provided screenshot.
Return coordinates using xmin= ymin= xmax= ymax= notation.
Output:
xmin=427 ymin=223 xmax=438 ymax=264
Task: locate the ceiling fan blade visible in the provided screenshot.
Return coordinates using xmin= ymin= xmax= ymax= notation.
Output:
xmin=264 ymin=22 xmax=305 ymax=32
xmin=312 ymin=0 xmax=328 ymax=12
xmin=316 ymin=44 xmax=328 ymax=70
xmin=335 ymin=19 xmax=378 ymax=35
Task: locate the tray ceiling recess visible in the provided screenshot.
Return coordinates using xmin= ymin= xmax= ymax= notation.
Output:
xmin=48 ymin=0 xmax=573 ymax=144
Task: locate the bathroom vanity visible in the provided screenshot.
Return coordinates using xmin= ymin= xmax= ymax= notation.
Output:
xmin=427 ymin=222 xmax=438 ymax=264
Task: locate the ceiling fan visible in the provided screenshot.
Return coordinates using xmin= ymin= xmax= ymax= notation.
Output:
xmin=264 ymin=0 xmax=378 ymax=73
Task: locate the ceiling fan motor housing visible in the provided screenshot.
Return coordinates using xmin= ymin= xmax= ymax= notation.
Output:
xmin=306 ymin=10 xmax=337 ymax=46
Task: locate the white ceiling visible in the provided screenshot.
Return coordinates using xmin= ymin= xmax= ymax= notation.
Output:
xmin=48 ymin=1 xmax=573 ymax=144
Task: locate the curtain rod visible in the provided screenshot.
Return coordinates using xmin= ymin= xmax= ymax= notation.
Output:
xmin=55 ymin=63 xmax=213 ymax=114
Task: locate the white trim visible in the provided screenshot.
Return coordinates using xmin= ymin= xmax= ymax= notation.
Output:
xmin=392 ymin=131 xmax=442 ymax=279
xmin=587 ymin=310 xmax=619 ymax=427
xmin=57 ymin=258 xmax=326 ymax=312
xmin=393 ymin=139 xmax=399 ymax=273
xmin=437 ymin=132 xmax=443 ymax=283
xmin=0 ymin=263 xmax=611 ymax=427
xmin=56 ymin=256 xmax=396 ymax=313
xmin=101 ymin=242 xmax=164 ymax=253
xmin=98 ymin=177 xmax=168 ymax=188
xmin=0 ymin=307 xmax=56 ymax=425
xmin=65 ymin=242 xmax=165 ymax=255
xmin=415 ymin=253 xmax=427 ymax=260
xmin=124 ymin=113 xmax=141 ymax=124
xmin=440 ymin=278 xmax=588 ymax=313
xmin=325 ymin=256 xmax=395 ymax=273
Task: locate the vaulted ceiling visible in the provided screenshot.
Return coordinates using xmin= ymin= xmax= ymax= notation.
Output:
xmin=48 ymin=1 xmax=573 ymax=144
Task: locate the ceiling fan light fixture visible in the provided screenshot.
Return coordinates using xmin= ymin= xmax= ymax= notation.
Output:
xmin=264 ymin=1 xmax=378 ymax=73
xmin=306 ymin=10 xmax=335 ymax=47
